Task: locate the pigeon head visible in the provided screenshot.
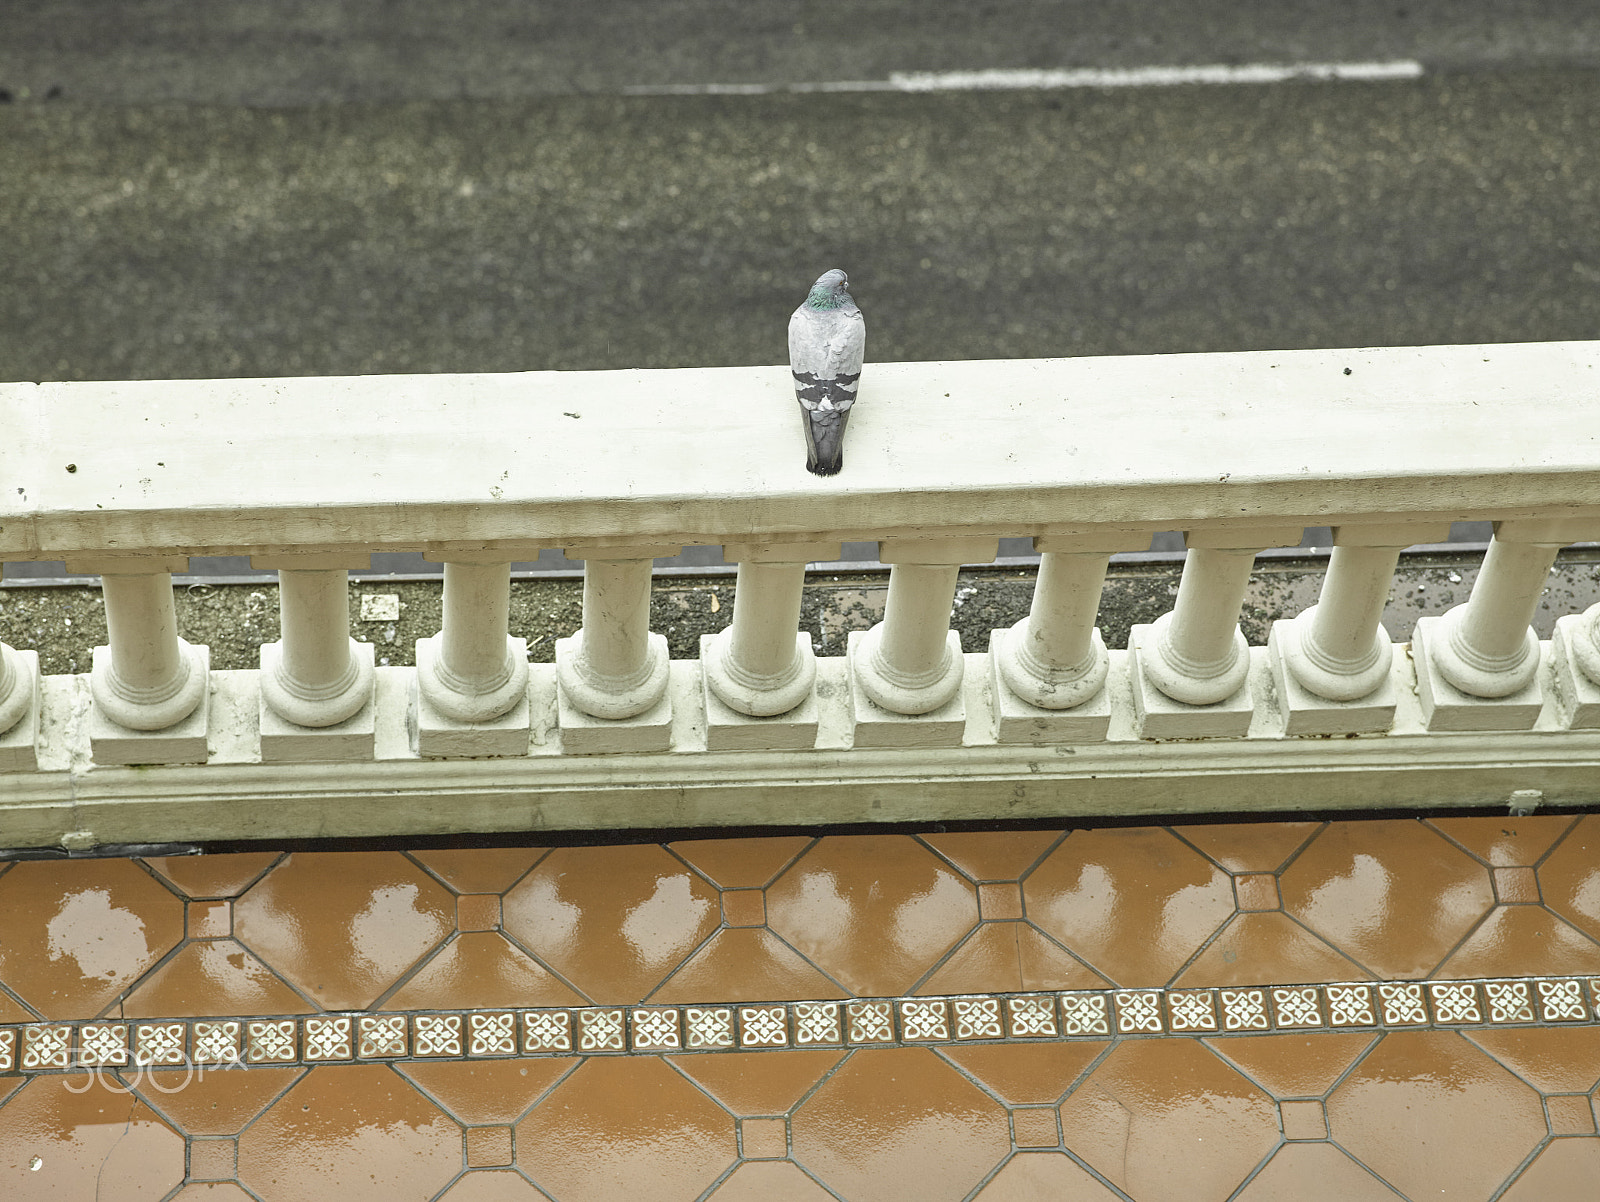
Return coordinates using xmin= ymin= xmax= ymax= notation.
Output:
xmin=804 ymin=269 xmax=852 ymax=310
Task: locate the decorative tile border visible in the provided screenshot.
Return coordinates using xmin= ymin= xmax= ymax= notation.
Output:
xmin=4 ymin=978 xmax=1595 ymax=1073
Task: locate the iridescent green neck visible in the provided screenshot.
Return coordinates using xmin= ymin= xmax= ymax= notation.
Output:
xmin=806 ymin=283 xmax=844 ymax=309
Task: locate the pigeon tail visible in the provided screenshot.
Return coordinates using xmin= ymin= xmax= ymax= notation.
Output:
xmin=804 ymin=407 xmax=850 ymax=477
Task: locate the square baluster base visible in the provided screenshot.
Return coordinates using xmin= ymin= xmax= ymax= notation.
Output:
xmin=554 ymin=634 xmax=673 ymax=754
xmin=88 ymin=644 xmax=211 ymax=765
xmin=1266 ymin=622 xmax=1399 ymax=736
xmin=987 ymin=635 xmax=1110 ymax=743
xmin=1410 ymin=616 xmax=1543 ymax=732
xmin=1127 ymin=623 xmax=1253 ymax=739
xmin=699 ymin=634 xmax=819 ymax=751
xmin=1547 ymin=616 xmax=1600 ymax=729
xmin=0 ymin=650 xmax=41 ymax=772
xmin=846 ymin=630 xmax=967 ymax=749
xmin=259 ymin=641 xmax=376 ymax=762
xmin=413 ymin=636 xmax=531 ymax=757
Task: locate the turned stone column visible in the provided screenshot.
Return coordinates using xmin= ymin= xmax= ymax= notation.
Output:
xmin=1267 ymin=522 xmax=1448 ymax=734
xmin=415 ymin=554 xmax=530 ymax=756
xmin=253 ymin=553 xmax=376 ymax=761
xmin=1551 ymin=592 xmax=1600 ymax=728
xmin=701 ymin=541 xmax=840 ymax=751
xmin=848 ymin=536 xmax=997 ymax=748
xmin=1129 ymin=526 xmax=1302 ymax=737
xmin=556 ymin=544 xmax=681 ymax=753
xmin=68 ymin=555 xmax=210 ymax=764
xmin=0 ymin=626 xmax=41 ymax=771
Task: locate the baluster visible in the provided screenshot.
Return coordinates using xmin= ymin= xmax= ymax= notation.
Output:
xmin=702 ymin=541 xmax=840 ymax=750
xmin=989 ymin=531 xmax=1148 ymax=742
xmin=848 ymin=537 xmax=997 ymax=747
xmin=1129 ymin=527 xmax=1302 ymax=737
xmin=1552 ymin=597 xmax=1600 ymax=728
xmin=1267 ymin=522 xmax=1447 ymax=734
xmin=0 ymin=624 xmax=40 ymax=770
xmin=415 ymin=555 xmax=530 ymax=755
xmin=68 ymin=555 xmax=210 ymax=764
xmin=1411 ymin=520 xmax=1575 ymax=730
xmin=252 ymin=554 xmax=376 ymax=761
xmin=556 ymin=544 xmax=681 ymax=753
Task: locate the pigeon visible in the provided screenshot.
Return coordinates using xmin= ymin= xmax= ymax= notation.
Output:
xmin=788 ymin=268 xmax=865 ymax=476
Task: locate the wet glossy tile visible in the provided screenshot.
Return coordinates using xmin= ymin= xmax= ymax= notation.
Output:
xmin=740 ymin=1115 xmax=788 ymax=1157
xmin=437 ymin=1171 xmax=548 ymax=1201
xmin=457 ymin=894 xmax=502 ymax=932
xmin=0 ymin=859 xmax=185 ymax=1018
xmin=1425 ymin=814 xmax=1579 ymax=867
xmin=466 ymin=1125 xmax=514 ymax=1167
xmin=651 ymin=928 xmax=847 ymax=1003
xmin=0 ymin=985 xmax=34 ymax=1023
xmin=1279 ymin=1098 xmax=1328 ymax=1139
xmin=941 ymin=1042 xmax=1110 ymax=1104
xmin=920 ymin=829 xmax=1065 ymax=881
xmin=502 ymin=844 xmax=720 ymax=1003
xmin=670 ymin=1049 xmax=846 ymax=1115
xmin=1435 ymin=906 xmax=1600 ymax=980
xmin=1173 ymin=821 xmax=1322 ymax=873
xmin=1012 ymin=1107 xmax=1062 ymax=1146
xmin=1231 ymin=1144 xmax=1397 ymax=1201
xmin=977 ymin=881 xmax=1024 ymax=920
xmin=1058 ymin=1039 xmax=1278 ymax=1202
xmin=516 ymin=1056 xmax=737 ymax=1202
xmin=1024 ymin=827 xmax=1235 ymax=987
xmin=1493 ymin=865 xmax=1541 ymax=903
xmin=915 ymin=922 xmax=1110 ymax=996
xmin=1546 ymin=1093 xmax=1598 ymax=1135
xmin=236 ymin=1064 xmax=462 ymax=1202
xmin=233 ymin=852 xmax=456 ymax=1011
xmin=398 ymin=1058 xmax=578 ymax=1125
xmin=1280 ymin=820 xmax=1495 ymax=977
xmin=0 ymin=1079 xmax=185 ymax=1199
xmin=669 ymin=836 xmax=815 ymax=888
xmin=766 ymin=836 xmax=980 ymax=997
xmin=409 ymin=847 xmax=546 ymax=894
xmin=120 ymin=939 xmax=314 ymax=1017
xmin=1498 ymin=1138 xmax=1600 ymax=1200
xmin=791 ymin=1047 xmax=1011 ymax=1202
xmin=187 ymin=899 xmax=233 ymax=939
xmin=1174 ymin=912 xmax=1365 ymax=988
xmin=132 ymin=1066 xmax=302 ymax=1135
xmin=706 ymin=1161 xmax=838 ymax=1201
xmin=171 ymin=1187 xmax=258 ymax=1201
xmin=1233 ymin=874 xmax=1280 ymax=911
xmin=970 ymin=1152 xmax=1123 ymax=1200
xmin=187 ymin=1137 xmax=236 ymax=1180
xmin=1464 ymin=1027 xmax=1600 ymax=1092
xmin=386 ymin=932 xmax=585 ymax=1011
xmin=1327 ymin=1030 xmax=1546 ymax=1200
xmin=143 ymin=852 xmax=282 ymax=899
xmin=721 ymin=889 xmax=766 ymax=927
xmin=1537 ymin=814 xmax=1600 ymax=943
xmin=1203 ymin=1032 xmax=1377 ymax=1097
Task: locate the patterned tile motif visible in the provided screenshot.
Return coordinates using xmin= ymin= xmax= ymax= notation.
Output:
xmin=1537 ymin=979 xmax=1587 ymax=1022
xmin=1588 ymin=978 xmax=1600 ymax=1020
xmin=248 ymin=1019 xmax=297 ymax=1063
xmin=954 ymin=997 xmax=1003 ymax=1040
xmin=1430 ymin=982 xmax=1483 ymax=1024
xmin=415 ymin=1015 xmax=463 ymax=1056
xmin=24 ymin=1025 xmax=72 ymax=1070
xmin=685 ymin=1007 xmax=734 ymax=1049
xmin=740 ymin=1005 xmax=788 ymax=1048
xmin=1168 ymin=990 xmax=1218 ymax=1033
xmin=470 ymin=1012 xmax=516 ymax=1056
xmin=1327 ymin=983 xmax=1376 ymax=1027
xmin=135 ymin=1022 xmax=186 ymax=1067
xmin=1272 ymin=986 xmax=1323 ymax=1028
xmin=523 ymin=1010 xmax=572 ymax=1052
xmin=1115 ymin=991 xmax=1164 ymax=1034
xmin=1060 ymin=992 xmax=1111 ymax=1036
xmin=1221 ymin=989 xmax=1270 ymax=1032
xmin=305 ymin=1017 xmax=353 ymax=1062
xmin=900 ymin=1000 xmax=950 ymax=1041
xmin=1007 ymin=996 xmax=1057 ymax=1038
xmin=193 ymin=1020 xmax=242 ymax=1065
xmin=78 ymin=1023 xmax=130 ymax=1068
xmin=578 ymin=1009 xmax=625 ymax=1052
xmin=1379 ymin=982 xmax=1428 ymax=1026
xmin=795 ymin=1001 xmax=842 ymax=1045
xmin=847 ymin=1001 xmax=895 ymax=1043
xmin=631 ymin=1008 xmax=681 ymax=1051
xmin=0 ymin=1028 xmax=13 ymax=1071
xmin=1485 ymin=981 xmax=1535 ymax=1024
xmin=358 ymin=1015 xmax=408 ymax=1058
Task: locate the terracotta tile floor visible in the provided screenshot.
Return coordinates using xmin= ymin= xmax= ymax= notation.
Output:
xmin=1 ymin=815 xmax=1598 ymax=1200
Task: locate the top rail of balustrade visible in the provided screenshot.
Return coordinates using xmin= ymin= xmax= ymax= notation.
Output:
xmin=3 ymin=341 xmax=1599 ymax=563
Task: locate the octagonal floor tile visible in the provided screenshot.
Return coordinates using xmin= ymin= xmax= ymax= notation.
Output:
xmin=1231 ymin=1144 xmax=1397 ymax=1200
xmin=706 ymin=1160 xmax=838 ymax=1200
xmin=170 ymin=1187 xmax=256 ymax=1201
xmin=790 ymin=1046 xmax=1010 ymax=1202
xmin=1173 ymin=911 xmax=1365 ymax=988
xmin=1425 ymin=815 xmax=1579 ymax=867
xmin=765 ymin=836 xmax=980 ymax=997
xmin=397 ymin=1058 xmax=579 ymax=1126
xmin=236 ymin=1064 xmax=462 ymax=1202
xmin=1023 ymin=827 xmax=1235 ymax=987
xmin=1326 ymin=1030 xmax=1547 ymax=1201
xmin=940 ymin=1042 xmax=1109 ymax=1105
xmin=142 ymin=852 xmax=282 ymax=899
xmin=0 ymin=1078 xmax=185 ymax=1199
xmin=669 ymin=1050 xmax=846 ymax=1116
xmin=914 ymin=922 xmax=1109 ymax=996
xmin=1498 ymin=1138 xmax=1600 ymax=1200
xmin=1202 ymin=1032 xmax=1377 ymax=1098
xmin=1537 ymin=814 xmax=1600 ymax=944
xmin=919 ymin=830 xmax=1066 ymax=881
xmin=408 ymin=848 xmax=547 ymax=895
xmin=1056 ymin=1039 xmax=1278 ymax=1202
xmin=385 ymin=932 xmax=585 ymax=1011
xmin=650 ymin=927 xmax=846 ymax=1003
xmin=133 ymin=1065 xmax=303 ymax=1135
xmin=668 ymin=836 xmax=816 ymax=888
xmin=1434 ymin=904 xmax=1600 ymax=980
xmin=233 ymin=852 xmax=456 ymax=1011
xmin=516 ymin=1056 xmax=736 ymax=1202
xmin=0 ymin=859 xmax=185 ymax=1018
xmin=120 ymin=938 xmax=313 ymax=1017
xmin=1464 ymin=1027 xmax=1600 ymax=1093
xmin=502 ymin=844 xmax=720 ymax=1003
xmin=436 ymin=1170 xmax=548 ymax=1200
xmin=1279 ymin=820 xmax=1495 ymax=977
xmin=1171 ymin=821 xmax=1322 ymax=873
xmin=969 ymin=1152 xmax=1123 ymax=1200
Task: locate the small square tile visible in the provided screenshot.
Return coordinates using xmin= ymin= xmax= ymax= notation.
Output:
xmin=1429 ymin=982 xmax=1483 ymax=1024
xmin=456 ymin=894 xmax=501 ymax=932
xmin=794 ymin=1002 xmax=842 ymax=1046
xmin=1492 ymin=866 xmax=1540 ymax=904
xmin=1547 ymin=1095 xmax=1598 ymax=1136
xmin=685 ymin=1007 xmax=734 ymax=1049
xmin=78 ymin=1023 xmax=129 ymax=1068
xmin=1167 ymin=990 xmax=1218 ymax=1033
xmin=305 ymin=1017 xmax=353 ymax=1061
xmin=469 ymin=1012 xmax=517 ymax=1056
xmin=953 ymin=997 xmax=1003 ymax=1040
xmin=1012 ymin=1108 xmax=1061 ymax=1148
xmin=740 ymin=1006 xmax=788 ymax=1048
xmin=577 ymin=1009 xmax=625 ymax=1052
xmin=1537 ymin=979 xmax=1589 ymax=1022
xmin=846 ymin=1001 xmax=895 ymax=1044
xmin=135 ymin=1022 xmax=186 ymax=1067
xmin=189 ymin=1138 xmax=236 ymax=1181
xmin=193 ymin=1020 xmax=242 ymax=1065
xmin=522 ymin=1010 xmax=573 ymax=1052
xmin=722 ymin=889 xmax=766 ymax=927
xmin=247 ymin=1019 xmax=297 ymax=1063
xmin=357 ymin=1015 xmax=408 ymax=1058
xmin=1326 ymin=983 xmax=1376 ymax=1027
xmin=1233 ymin=873 xmax=1281 ymax=911
xmin=1378 ymin=982 xmax=1428 ymax=1026
xmin=23 ymin=1025 xmax=73 ymax=1070
xmin=632 ymin=1008 xmax=682 ymax=1051
xmin=466 ymin=1126 xmax=514 ymax=1168
xmin=900 ymin=1000 xmax=950 ymax=1041
xmin=740 ymin=1117 xmax=788 ymax=1159
xmin=414 ymin=1015 xmax=463 ymax=1056
xmin=1485 ymin=980 xmax=1535 ymax=1023
xmin=186 ymin=899 xmax=232 ymax=939
xmin=1273 ymin=987 xmax=1323 ymax=1029
xmin=1221 ymin=989 xmax=1270 ymax=1032
xmin=1280 ymin=1100 xmax=1328 ymax=1141
xmin=978 ymin=882 xmax=1024 ymax=921
xmin=1059 ymin=992 xmax=1110 ymax=1036
xmin=0 ymin=1029 xmax=13 ymax=1071
xmin=1007 ymin=996 xmax=1057 ymax=1038
xmin=1114 ymin=991 xmax=1163 ymax=1034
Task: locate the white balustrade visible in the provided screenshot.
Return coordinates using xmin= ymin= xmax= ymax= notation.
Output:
xmin=0 ymin=637 xmax=39 ymax=772
xmin=1551 ymin=600 xmax=1600 ymax=727
xmin=415 ymin=555 xmax=530 ymax=755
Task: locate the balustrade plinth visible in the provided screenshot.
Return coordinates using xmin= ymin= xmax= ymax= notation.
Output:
xmin=0 ymin=644 xmax=41 ymax=772
xmin=1267 ymin=618 xmax=1403 ymax=736
xmin=847 ymin=628 xmax=968 ymax=748
xmin=1549 ymin=604 xmax=1600 ymax=728
xmin=702 ymin=632 xmax=820 ymax=751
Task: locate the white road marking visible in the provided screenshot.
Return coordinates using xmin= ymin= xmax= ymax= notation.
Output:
xmin=624 ymin=60 xmax=1425 ymax=97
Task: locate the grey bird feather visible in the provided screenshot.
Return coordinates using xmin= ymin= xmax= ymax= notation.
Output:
xmin=788 ymin=268 xmax=865 ymax=476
